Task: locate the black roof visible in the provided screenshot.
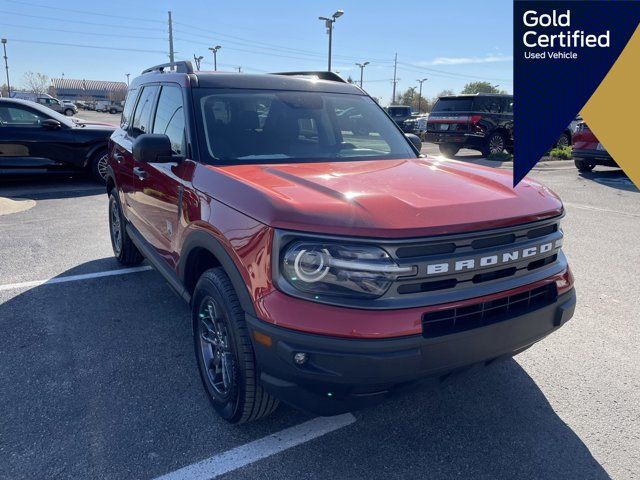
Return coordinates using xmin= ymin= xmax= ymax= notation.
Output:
xmin=131 ymin=65 xmax=363 ymax=94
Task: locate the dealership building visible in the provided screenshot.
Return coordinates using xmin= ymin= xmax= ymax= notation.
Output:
xmin=51 ymin=78 xmax=127 ymax=102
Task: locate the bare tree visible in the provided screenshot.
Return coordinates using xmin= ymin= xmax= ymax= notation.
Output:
xmin=23 ymin=71 xmax=50 ymax=94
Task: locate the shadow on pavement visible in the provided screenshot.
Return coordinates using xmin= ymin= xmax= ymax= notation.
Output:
xmin=0 ymin=174 xmax=104 ymax=200
xmin=579 ymin=168 xmax=638 ymax=193
xmin=0 ymin=260 xmax=609 ymax=480
xmin=0 ymin=259 xmax=311 ymax=480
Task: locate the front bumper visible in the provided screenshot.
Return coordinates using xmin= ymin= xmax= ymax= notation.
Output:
xmin=248 ymin=288 xmax=576 ymax=415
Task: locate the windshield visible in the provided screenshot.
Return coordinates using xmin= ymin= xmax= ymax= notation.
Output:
xmin=196 ymin=89 xmax=416 ymax=163
xmin=432 ymin=98 xmax=474 ymax=113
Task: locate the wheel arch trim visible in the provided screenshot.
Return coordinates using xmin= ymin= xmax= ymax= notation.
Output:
xmin=179 ymin=230 xmax=257 ymax=316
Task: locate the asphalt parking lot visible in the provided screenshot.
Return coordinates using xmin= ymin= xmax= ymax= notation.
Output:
xmin=1 ymin=157 xmax=639 ymax=479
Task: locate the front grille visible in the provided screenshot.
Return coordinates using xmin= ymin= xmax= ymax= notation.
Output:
xmin=421 ymin=283 xmax=557 ymax=338
xmin=387 ymin=219 xmax=563 ymax=300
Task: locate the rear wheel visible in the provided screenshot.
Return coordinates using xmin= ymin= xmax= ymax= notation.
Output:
xmin=108 ymin=190 xmax=143 ymax=266
xmin=556 ymin=132 xmax=571 ymax=148
xmin=438 ymin=143 xmax=460 ymax=158
xmin=575 ymin=159 xmax=595 ymax=172
xmin=193 ymin=268 xmax=279 ymax=424
xmin=482 ymin=132 xmax=506 ymax=157
xmin=109 ymin=108 xmax=117 ymax=114
xmin=90 ymin=149 xmax=110 ymax=183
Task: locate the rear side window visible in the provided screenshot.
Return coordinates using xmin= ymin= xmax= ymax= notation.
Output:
xmin=431 ymin=98 xmax=473 ymax=112
xmin=473 ymin=97 xmax=503 ymax=113
xmin=121 ymin=88 xmax=138 ymax=128
xmin=130 ymin=85 xmax=159 ymax=137
xmin=152 ymin=85 xmax=185 ymax=154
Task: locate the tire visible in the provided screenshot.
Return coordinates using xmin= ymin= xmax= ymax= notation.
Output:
xmin=556 ymin=132 xmax=571 ymax=148
xmin=575 ymin=159 xmax=595 ymax=172
xmin=109 ymin=108 xmax=117 ymax=114
xmin=90 ymin=149 xmax=109 ymax=183
xmin=193 ymin=268 xmax=279 ymax=424
xmin=108 ymin=190 xmax=144 ymax=266
xmin=482 ymin=132 xmax=506 ymax=157
xmin=64 ymin=108 xmax=74 ymax=116
xmin=438 ymin=143 xmax=460 ymax=158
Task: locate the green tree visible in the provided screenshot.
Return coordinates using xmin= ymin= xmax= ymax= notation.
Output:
xmin=436 ymin=89 xmax=455 ymax=97
xmin=396 ymin=87 xmax=432 ymax=113
xmin=460 ymin=81 xmax=502 ymax=94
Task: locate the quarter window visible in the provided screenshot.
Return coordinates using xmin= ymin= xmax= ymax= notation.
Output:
xmin=130 ymin=85 xmax=159 ymax=137
xmin=152 ymin=85 xmax=186 ymax=154
xmin=121 ymin=88 xmax=138 ymax=128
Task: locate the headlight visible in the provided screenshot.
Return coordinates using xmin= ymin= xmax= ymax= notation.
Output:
xmin=280 ymin=242 xmax=415 ymax=299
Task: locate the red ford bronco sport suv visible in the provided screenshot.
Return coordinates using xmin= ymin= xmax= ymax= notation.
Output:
xmin=105 ymin=61 xmax=576 ymax=424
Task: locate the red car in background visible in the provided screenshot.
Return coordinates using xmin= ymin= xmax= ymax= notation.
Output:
xmin=572 ymin=122 xmax=618 ymax=172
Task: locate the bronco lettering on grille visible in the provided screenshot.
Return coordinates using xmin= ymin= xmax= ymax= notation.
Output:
xmin=424 ymin=238 xmax=562 ymax=276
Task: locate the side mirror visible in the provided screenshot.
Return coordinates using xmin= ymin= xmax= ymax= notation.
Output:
xmin=41 ymin=119 xmax=62 ymax=129
xmin=405 ymin=133 xmax=422 ymax=152
xmin=132 ymin=134 xmax=179 ymax=163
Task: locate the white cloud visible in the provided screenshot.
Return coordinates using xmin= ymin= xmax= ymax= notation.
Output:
xmin=425 ymin=55 xmax=513 ymax=66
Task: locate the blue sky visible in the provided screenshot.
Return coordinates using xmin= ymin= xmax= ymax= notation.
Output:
xmin=0 ymin=0 xmax=513 ymax=104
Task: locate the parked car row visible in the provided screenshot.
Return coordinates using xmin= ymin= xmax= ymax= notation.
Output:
xmin=0 ymin=97 xmax=116 ymax=180
xmin=10 ymin=92 xmax=77 ymax=116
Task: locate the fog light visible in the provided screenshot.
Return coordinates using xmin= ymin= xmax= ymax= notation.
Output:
xmin=293 ymin=352 xmax=309 ymax=365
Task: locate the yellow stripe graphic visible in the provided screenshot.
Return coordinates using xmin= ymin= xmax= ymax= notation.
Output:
xmin=582 ymin=24 xmax=640 ymax=187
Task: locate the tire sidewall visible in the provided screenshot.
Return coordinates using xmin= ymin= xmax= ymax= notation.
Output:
xmin=192 ymin=273 xmax=246 ymax=422
xmin=108 ymin=191 xmax=124 ymax=260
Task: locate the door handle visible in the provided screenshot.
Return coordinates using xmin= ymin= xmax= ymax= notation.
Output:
xmin=113 ymin=152 xmax=124 ymax=163
xmin=133 ymin=166 xmax=148 ymax=180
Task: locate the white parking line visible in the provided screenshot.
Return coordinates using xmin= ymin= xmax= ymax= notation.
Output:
xmin=0 ymin=266 xmax=153 ymax=292
xmin=153 ymin=413 xmax=356 ymax=480
xmin=564 ymin=202 xmax=640 ymax=218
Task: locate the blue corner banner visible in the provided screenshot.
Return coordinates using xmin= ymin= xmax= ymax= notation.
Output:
xmin=513 ymin=0 xmax=640 ymax=186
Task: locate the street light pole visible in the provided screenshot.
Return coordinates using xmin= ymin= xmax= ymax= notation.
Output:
xmin=355 ymin=61 xmax=369 ymax=88
xmin=416 ymin=78 xmax=427 ymax=112
xmin=209 ymin=45 xmax=221 ymax=71
xmin=1 ymin=39 xmax=10 ymax=97
xmin=318 ymin=10 xmax=344 ymax=71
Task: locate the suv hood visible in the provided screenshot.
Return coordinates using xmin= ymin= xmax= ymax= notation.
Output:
xmin=194 ymin=157 xmax=563 ymax=238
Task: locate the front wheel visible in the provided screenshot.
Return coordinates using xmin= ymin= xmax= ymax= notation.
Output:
xmin=438 ymin=143 xmax=460 ymax=158
xmin=64 ymin=109 xmax=74 ymax=116
xmin=193 ymin=268 xmax=279 ymax=424
xmin=575 ymin=159 xmax=595 ymax=172
xmin=109 ymin=108 xmax=117 ymax=114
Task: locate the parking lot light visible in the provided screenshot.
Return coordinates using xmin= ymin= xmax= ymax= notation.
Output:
xmin=318 ymin=10 xmax=344 ymax=72
xmin=1 ymin=38 xmax=10 ymax=97
xmin=417 ymin=78 xmax=427 ymax=113
xmin=356 ymin=61 xmax=369 ymax=88
xmin=209 ymin=45 xmax=222 ymax=71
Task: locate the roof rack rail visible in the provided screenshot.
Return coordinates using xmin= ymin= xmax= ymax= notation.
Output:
xmin=271 ymin=71 xmax=347 ymax=83
xmin=142 ymin=60 xmax=194 ymax=75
